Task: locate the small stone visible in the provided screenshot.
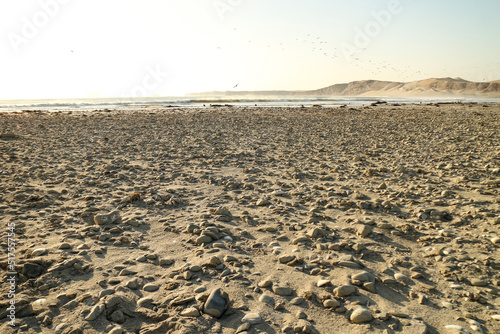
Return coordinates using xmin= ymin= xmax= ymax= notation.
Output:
xmin=350 ymin=308 xmax=373 ymax=323
xmin=357 ymin=225 xmax=373 ymax=237
xmin=273 ymin=285 xmax=293 ymax=296
xmin=196 ymin=235 xmax=213 ymax=244
xmin=259 ymin=294 xmax=275 ymax=305
xmin=317 ymin=279 xmax=332 ymax=287
xmin=279 ymin=255 xmax=295 ymax=264
xmin=160 ymin=259 xmax=174 ymax=266
xmin=236 ymin=323 xmax=251 ymax=333
xmin=137 ymin=297 xmax=154 ymax=308
xmin=351 ymin=271 xmax=375 ymax=284
xmin=242 ymin=312 xmax=262 ymax=324
xmin=256 ymin=198 xmax=270 ymax=206
xmin=59 ymin=243 xmax=72 ymax=250
xmin=108 ymin=327 xmax=124 ymax=334
xmin=181 ymin=307 xmax=200 ymax=317
xmin=94 ymin=211 xmax=120 ymax=225
xmin=470 ymin=278 xmax=488 ymax=286
xmin=85 ymin=304 xmax=105 ymax=321
xmin=323 ymin=299 xmax=341 ymax=308
xmin=258 ymin=280 xmax=272 ymax=288
xmin=119 ymin=268 xmax=137 ymax=276
xmin=334 ymin=285 xmax=356 ymax=297
xmin=23 ymin=263 xmax=44 ymax=278
xmin=290 ymin=297 xmax=305 ymax=305
xmin=203 ymin=288 xmax=229 ymax=318
xmin=109 ymin=310 xmax=125 ymax=323
xmin=395 ymin=273 xmax=409 ymax=284
xmin=32 ymin=248 xmax=47 ymax=256
xmin=143 ymin=283 xmax=159 ymax=292
xmin=126 ymin=279 xmax=139 ymax=290
xmin=491 ymin=314 xmax=500 ymax=321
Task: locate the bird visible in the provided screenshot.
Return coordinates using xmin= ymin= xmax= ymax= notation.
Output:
xmin=233 ymin=83 xmax=239 ymax=89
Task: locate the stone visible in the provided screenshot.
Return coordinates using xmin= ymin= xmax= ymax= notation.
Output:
xmin=351 ymin=271 xmax=375 ymax=284
xmin=323 ymin=299 xmax=341 ymax=308
xmin=94 ymin=211 xmax=120 ymax=225
xmin=273 ymin=285 xmax=293 ymax=296
xmin=143 ymin=283 xmax=159 ymax=292
xmin=357 ymin=224 xmax=373 ymax=237
xmin=290 ymin=297 xmax=305 ymax=305
xmin=85 ymin=304 xmax=105 ymax=321
xmin=470 ymin=278 xmax=488 ymax=286
xmin=258 ymin=280 xmax=272 ymax=288
xmin=31 ymin=298 xmax=47 ymax=312
xmin=395 ymin=273 xmax=409 ymax=284
xmin=259 ymin=294 xmax=275 ymax=305
xmin=23 ymin=263 xmax=44 ymax=278
xmin=137 ymin=297 xmax=154 ymax=308
xmin=109 ymin=310 xmax=125 ymax=323
xmin=32 ymin=248 xmax=47 ymax=256
xmin=350 ymin=308 xmax=373 ymax=323
xmin=181 ymin=307 xmax=201 ymax=317
xmin=59 ymin=243 xmax=72 ymax=249
xmin=317 ymin=279 xmax=332 ymax=287
xmin=119 ymin=268 xmax=137 ymax=276
xmin=160 ymin=259 xmax=174 ymax=266
xmin=108 ymin=328 xmax=124 ymax=334
xmin=203 ymin=288 xmax=229 ymax=318
xmin=334 ymin=285 xmax=356 ymax=297
xmin=196 ymin=235 xmax=213 ymax=244
xmin=279 ymin=255 xmax=296 ymax=264
xmin=242 ymin=312 xmax=262 ymax=324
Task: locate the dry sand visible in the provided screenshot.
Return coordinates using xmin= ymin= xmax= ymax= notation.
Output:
xmin=0 ymin=103 xmax=499 ymax=334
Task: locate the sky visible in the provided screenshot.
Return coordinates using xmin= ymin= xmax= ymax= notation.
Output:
xmin=1 ymin=0 xmax=500 ymax=99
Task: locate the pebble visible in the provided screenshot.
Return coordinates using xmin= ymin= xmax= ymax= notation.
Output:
xmin=143 ymin=283 xmax=159 ymax=292
xmin=273 ymin=285 xmax=293 ymax=296
xmin=259 ymin=294 xmax=275 ymax=305
xmin=351 ymin=271 xmax=375 ymax=284
xmin=203 ymin=288 xmax=229 ymax=318
xmin=395 ymin=273 xmax=409 ymax=284
xmin=94 ymin=211 xmax=120 ymax=225
xmin=108 ymin=327 xmax=124 ymax=334
xmin=334 ymin=285 xmax=356 ymax=297
xmin=317 ymin=279 xmax=332 ymax=287
xmin=350 ymin=308 xmax=373 ymax=323
xmin=32 ymin=248 xmax=47 ymax=256
xmin=470 ymin=278 xmax=488 ymax=286
xmin=323 ymin=299 xmax=341 ymax=308
xmin=85 ymin=303 xmax=105 ymax=321
xmin=242 ymin=312 xmax=262 ymax=324
xmin=258 ymin=280 xmax=273 ymax=288
xmin=290 ymin=297 xmax=305 ymax=305
xmin=59 ymin=242 xmax=72 ymax=249
xmin=22 ymin=263 xmax=44 ymax=278
xmin=181 ymin=307 xmax=201 ymax=317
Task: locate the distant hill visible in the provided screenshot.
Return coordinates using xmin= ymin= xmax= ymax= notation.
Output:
xmin=188 ymin=78 xmax=500 ymax=98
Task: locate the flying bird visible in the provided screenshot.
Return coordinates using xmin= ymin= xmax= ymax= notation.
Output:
xmin=233 ymin=83 xmax=239 ymax=89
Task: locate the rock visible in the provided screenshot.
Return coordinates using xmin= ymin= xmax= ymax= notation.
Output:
xmin=334 ymin=285 xmax=356 ymax=297
xmin=85 ymin=304 xmax=105 ymax=321
xmin=351 ymin=271 xmax=375 ymax=284
xmin=109 ymin=310 xmax=125 ymax=323
xmin=273 ymin=285 xmax=293 ymax=296
xmin=181 ymin=307 xmax=201 ymax=317
xmin=236 ymin=322 xmax=251 ymax=333
xmin=317 ymin=280 xmax=332 ymax=287
xmin=242 ymin=312 xmax=262 ymax=324
xmin=444 ymin=324 xmax=469 ymax=333
xmin=59 ymin=243 xmax=72 ymax=250
xmin=94 ymin=211 xmax=120 ymax=225
xmin=395 ymin=273 xmax=409 ymax=284
xmin=196 ymin=235 xmax=213 ymax=244
xmin=258 ymin=280 xmax=272 ymax=288
xmin=143 ymin=283 xmax=159 ymax=292
xmin=126 ymin=279 xmax=139 ymax=290
xmin=256 ymin=198 xmax=270 ymax=206
xmin=323 ymin=299 xmax=341 ymax=308
xmin=31 ymin=298 xmax=47 ymax=313
xmin=119 ymin=268 xmax=137 ymax=276
xmin=160 ymin=259 xmax=174 ymax=266
xmin=290 ymin=297 xmax=305 ymax=305
xmin=491 ymin=314 xmax=500 ymax=321
xmin=137 ymin=297 xmax=154 ymax=308
xmin=203 ymin=288 xmax=229 ymax=318
xmin=31 ymin=248 xmax=47 ymax=256
xmin=470 ymin=278 xmax=488 ymax=286
xmin=23 ymin=263 xmax=44 ymax=278
xmin=279 ymin=255 xmax=296 ymax=264
xmin=259 ymin=294 xmax=275 ymax=305
xmin=108 ymin=327 xmax=124 ymax=334
xmin=350 ymin=308 xmax=373 ymax=323
xmin=357 ymin=224 xmax=373 ymax=237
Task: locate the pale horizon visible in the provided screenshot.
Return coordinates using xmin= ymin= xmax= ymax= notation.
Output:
xmin=2 ymin=0 xmax=500 ymax=99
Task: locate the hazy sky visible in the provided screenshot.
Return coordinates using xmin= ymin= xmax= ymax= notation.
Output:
xmin=2 ymin=0 xmax=500 ymax=99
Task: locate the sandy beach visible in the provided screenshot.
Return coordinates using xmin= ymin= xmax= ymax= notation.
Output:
xmin=0 ymin=104 xmax=499 ymax=334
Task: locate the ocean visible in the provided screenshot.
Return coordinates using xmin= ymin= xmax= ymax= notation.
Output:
xmin=1 ymin=96 xmax=499 ymax=113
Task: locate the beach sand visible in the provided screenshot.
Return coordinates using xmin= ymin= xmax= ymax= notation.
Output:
xmin=0 ymin=104 xmax=499 ymax=334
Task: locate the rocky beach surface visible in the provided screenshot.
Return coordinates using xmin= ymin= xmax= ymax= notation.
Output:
xmin=0 ymin=103 xmax=499 ymax=334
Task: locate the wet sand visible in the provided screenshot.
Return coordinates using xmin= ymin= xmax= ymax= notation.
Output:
xmin=0 ymin=104 xmax=499 ymax=334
